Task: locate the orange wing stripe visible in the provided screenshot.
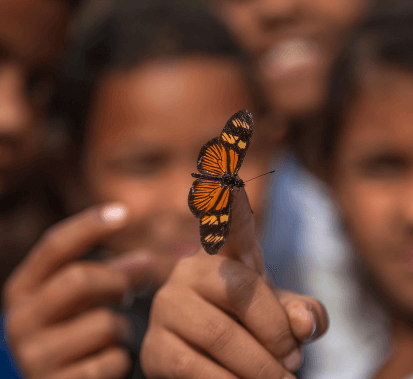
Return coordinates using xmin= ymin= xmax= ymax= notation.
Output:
xmin=200 ymin=144 xmax=227 ymax=175
xmin=229 ymin=149 xmax=238 ymax=173
xmin=215 ymin=187 xmax=230 ymax=210
xmin=192 ymin=181 xmax=223 ymax=212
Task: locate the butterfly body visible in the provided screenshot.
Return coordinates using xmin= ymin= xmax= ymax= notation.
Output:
xmin=188 ymin=109 xmax=253 ymax=255
xmin=191 ymin=173 xmax=245 ymax=188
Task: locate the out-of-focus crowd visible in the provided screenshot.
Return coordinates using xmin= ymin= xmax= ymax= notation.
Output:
xmin=1 ymin=0 xmax=413 ymax=378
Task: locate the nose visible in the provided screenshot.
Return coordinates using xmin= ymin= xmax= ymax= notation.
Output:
xmin=253 ymin=0 xmax=298 ymax=29
xmin=401 ymin=178 xmax=413 ymax=235
xmin=0 ymin=64 xmax=31 ymax=141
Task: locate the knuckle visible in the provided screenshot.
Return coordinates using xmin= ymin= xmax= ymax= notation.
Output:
xmin=83 ymin=348 xmax=131 ymax=379
xmin=140 ymin=330 xmax=160 ymax=377
xmin=203 ymin=317 xmax=234 ymax=353
xmin=95 ymin=309 xmax=118 ymax=342
xmin=16 ymin=340 xmax=46 ymax=375
xmin=170 ymin=351 xmax=196 ymax=379
xmin=226 ymin=269 xmax=260 ymax=309
xmin=39 ymin=227 xmax=64 ymax=253
xmin=256 ymin=361 xmax=277 ymax=379
xmin=5 ymin=307 xmax=32 ymax=342
xmin=151 ymin=287 xmax=173 ymax=315
xmin=64 ymin=264 xmax=93 ymax=292
xmin=82 ymin=359 xmax=105 ymax=379
xmin=270 ymin=324 xmax=296 ymax=354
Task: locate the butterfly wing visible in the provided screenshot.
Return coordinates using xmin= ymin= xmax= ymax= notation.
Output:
xmin=188 ymin=179 xmax=233 ymax=255
xmin=220 ymin=109 xmax=254 ymax=175
xmin=199 ymin=193 xmax=233 ymax=255
xmin=196 ymin=110 xmax=253 ymax=177
xmin=196 ymin=137 xmax=228 ymax=177
xmin=189 ymin=109 xmax=254 ymax=255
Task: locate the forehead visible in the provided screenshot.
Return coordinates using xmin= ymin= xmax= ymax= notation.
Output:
xmin=86 ymin=57 xmax=253 ymax=150
xmin=339 ymin=65 xmax=413 ymax=155
xmin=0 ymin=0 xmax=71 ymax=67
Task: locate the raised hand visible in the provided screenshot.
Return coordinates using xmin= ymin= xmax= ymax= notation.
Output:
xmin=3 ymin=204 xmax=152 ymax=379
xmin=140 ymin=189 xmax=328 ymax=378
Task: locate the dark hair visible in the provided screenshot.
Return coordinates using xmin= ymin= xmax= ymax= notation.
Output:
xmin=51 ymin=0 xmax=248 ymax=149
xmin=290 ymin=0 xmax=413 ymax=175
xmin=62 ymin=0 xmax=83 ymax=9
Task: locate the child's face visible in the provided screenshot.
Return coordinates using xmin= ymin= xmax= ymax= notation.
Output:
xmin=215 ymin=0 xmax=369 ymax=118
xmin=0 ymin=0 xmax=71 ymax=195
xmin=81 ymin=57 xmax=265 ymax=288
xmin=331 ymin=65 xmax=413 ymax=315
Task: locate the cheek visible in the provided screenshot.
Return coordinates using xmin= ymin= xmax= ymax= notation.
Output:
xmin=315 ymin=0 xmax=366 ymax=28
xmin=335 ymin=181 xmax=395 ymax=260
xmin=218 ymin=5 xmax=259 ymax=51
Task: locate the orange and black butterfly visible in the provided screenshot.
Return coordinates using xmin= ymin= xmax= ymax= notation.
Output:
xmin=188 ymin=109 xmax=253 ymax=255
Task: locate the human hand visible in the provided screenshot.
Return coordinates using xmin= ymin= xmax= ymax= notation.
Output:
xmin=141 ymin=189 xmax=328 ymax=378
xmin=3 ymin=204 xmax=152 ymax=379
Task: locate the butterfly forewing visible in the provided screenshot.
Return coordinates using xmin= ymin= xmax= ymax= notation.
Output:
xmin=220 ymin=109 xmax=254 ymax=174
xmin=197 ymin=137 xmax=228 ymax=176
xmin=189 ymin=109 xmax=254 ymax=255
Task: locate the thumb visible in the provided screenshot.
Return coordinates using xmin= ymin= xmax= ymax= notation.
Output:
xmin=220 ymin=187 xmax=265 ymax=276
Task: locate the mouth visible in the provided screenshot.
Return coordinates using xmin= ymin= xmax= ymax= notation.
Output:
xmin=259 ymin=39 xmax=320 ymax=82
xmin=404 ymin=248 xmax=413 ymax=271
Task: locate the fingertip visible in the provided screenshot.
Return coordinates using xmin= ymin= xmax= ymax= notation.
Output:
xmin=284 ymin=300 xmax=316 ymax=342
xmin=99 ymin=203 xmax=129 ymax=226
xmin=282 ymin=348 xmax=303 ymax=372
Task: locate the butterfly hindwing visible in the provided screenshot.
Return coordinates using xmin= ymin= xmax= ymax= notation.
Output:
xmin=188 ymin=179 xmax=231 ymax=218
xmin=199 ymin=191 xmax=233 ymax=255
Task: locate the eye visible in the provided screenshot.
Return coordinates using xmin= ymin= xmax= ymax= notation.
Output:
xmin=26 ymin=70 xmax=55 ymax=108
xmin=361 ymin=154 xmax=407 ymax=178
xmin=109 ymin=152 xmax=169 ymax=177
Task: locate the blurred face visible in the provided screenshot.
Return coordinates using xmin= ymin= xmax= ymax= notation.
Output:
xmin=331 ymin=65 xmax=413 ymax=316
xmin=82 ymin=57 xmax=266 ymax=288
xmin=0 ymin=0 xmax=71 ymax=195
xmin=215 ymin=0 xmax=369 ymax=117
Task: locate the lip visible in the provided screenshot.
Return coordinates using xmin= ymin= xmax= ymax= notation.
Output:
xmin=258 ymin=38 xmax=321 ymax=82
xmin=404 ymin=248 xmax=413 ymax=271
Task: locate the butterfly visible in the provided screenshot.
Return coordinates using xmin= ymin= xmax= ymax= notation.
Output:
xmin=188 ymin=109 xmax=254 ymax=255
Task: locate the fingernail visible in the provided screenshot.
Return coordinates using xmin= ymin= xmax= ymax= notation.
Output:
xmin=99 ymin=204 xmax=128 ymax=225
xmin=303 ymin=310 xmax=317 ymax=345
xmin=283 ymin=373 xmax=298 ymax=379
xmin=283 ymin=348 xmax=303 ymax=372
xmin=114 ymin=316 xmax=135 ymax=345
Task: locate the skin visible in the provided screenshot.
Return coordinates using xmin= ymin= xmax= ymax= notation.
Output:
xmin=3 ymin=57 xmax=328 ymax=379
xmin=80 ymin=57 xmax=274 ymax=288
xmin=330 ymin=64 xmax=413 ymax=378
xmin=0 ymin=0 xmax=72 ymax=195
xmin=213 ymin=0 xmax=370 ymax=118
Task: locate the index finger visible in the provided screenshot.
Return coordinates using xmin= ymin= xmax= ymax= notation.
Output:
xmin=219 ymin=187 xmax=266 ymax=276
xmin=4 ymin=204 xmax=129 ymax=307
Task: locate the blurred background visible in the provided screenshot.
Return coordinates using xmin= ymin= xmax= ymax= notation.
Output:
xmin=1 ymin=0 xmax=409 ymax=378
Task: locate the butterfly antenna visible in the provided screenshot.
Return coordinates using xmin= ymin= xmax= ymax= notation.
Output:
xmin=244 ymin=170 xmax=275 ymax=183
